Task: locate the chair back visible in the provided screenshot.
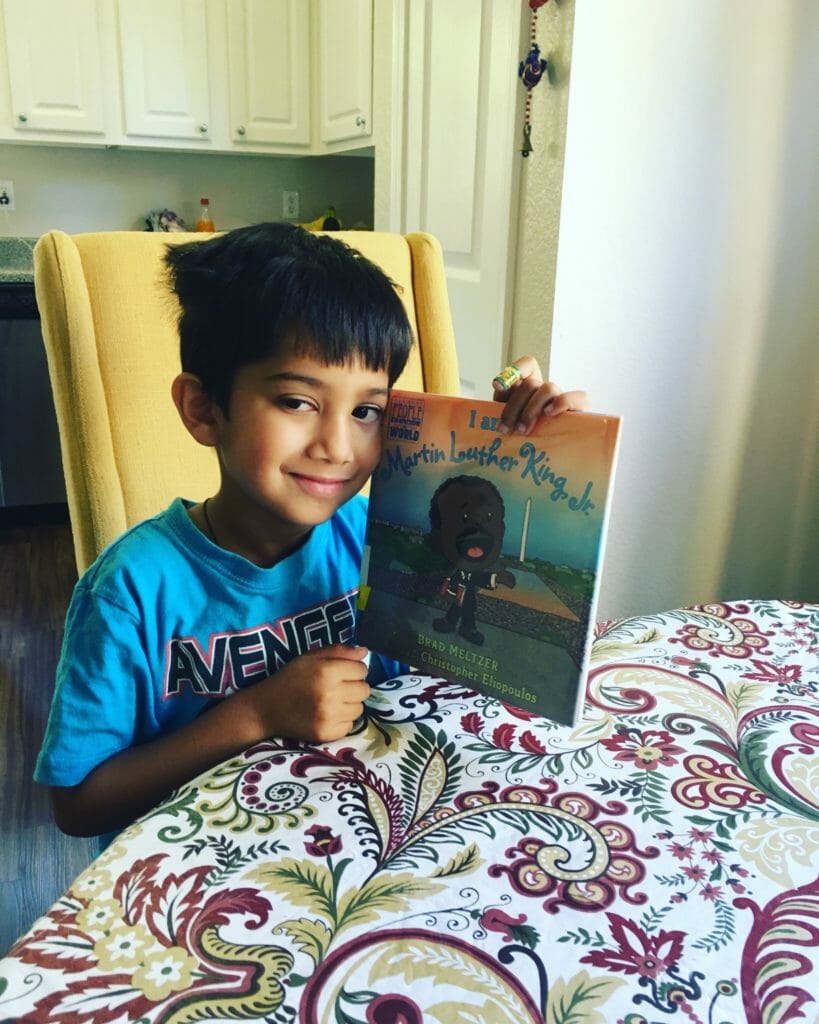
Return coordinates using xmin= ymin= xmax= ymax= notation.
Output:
xmin=34 ymin=229 xmax=460 ymax=573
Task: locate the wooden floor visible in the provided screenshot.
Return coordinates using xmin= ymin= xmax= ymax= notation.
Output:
xmin=0 ymin=511 xmax=96 ymax=956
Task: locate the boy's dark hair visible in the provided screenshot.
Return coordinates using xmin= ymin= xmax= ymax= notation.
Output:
xmin=165 ymin=222 xmax=414 ymax=411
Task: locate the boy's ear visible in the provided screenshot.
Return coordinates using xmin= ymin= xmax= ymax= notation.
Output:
xmin=171 ymin=373 xmax=222 ymax=447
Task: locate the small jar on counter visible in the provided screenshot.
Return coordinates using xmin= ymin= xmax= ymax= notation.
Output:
xmin=196 ymin=198 xmax=215 ymax=232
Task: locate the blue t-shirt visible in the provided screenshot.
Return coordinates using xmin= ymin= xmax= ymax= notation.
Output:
xmin=35 ymin=496 xmax=402 ymax=790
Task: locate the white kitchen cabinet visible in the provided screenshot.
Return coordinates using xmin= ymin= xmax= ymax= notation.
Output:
xmin=225 ymin=0 xmax=311 ymax=148
xmin=117 ymin=0 xmax=211 ymax=142
xmin=0 ymin=0 xmax=111 ymax=138
xmin=316 ymin=0 xmax=372 ymax=147
xmin=0 ymin=0 xmax=372 ymax=155
xmin=225 ymin=0 xmax=372 ymax=153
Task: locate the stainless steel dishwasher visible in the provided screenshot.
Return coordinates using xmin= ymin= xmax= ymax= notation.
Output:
xmin=0 ymin=276 xmax=67 ymax=509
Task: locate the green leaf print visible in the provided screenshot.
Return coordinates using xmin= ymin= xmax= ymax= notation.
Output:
xmin=431 ymin=843 xmax=483 ymax=878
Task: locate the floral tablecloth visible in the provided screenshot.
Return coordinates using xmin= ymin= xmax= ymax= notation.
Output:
xmin=2 ymin=600 xmax=818 ymax=1024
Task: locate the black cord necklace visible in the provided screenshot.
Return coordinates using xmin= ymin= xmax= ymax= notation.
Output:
xmin=202 ymin=498 xmax=220 ymax=548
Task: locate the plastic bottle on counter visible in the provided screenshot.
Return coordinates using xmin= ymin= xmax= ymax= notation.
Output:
xmin=195 ymin=197 xmax=215 ymax=232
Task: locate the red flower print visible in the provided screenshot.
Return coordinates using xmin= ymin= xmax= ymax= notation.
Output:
xmin=682 ymin=865 xmax=706 ymax=882
xmin=668 ymin=842 xmax=693 ymax=860
xmin=491 ymin=809 xmax=656 ymax=914
xmin=519 ymin=730 xmax=546 ymax=754
xmin=671 ymin=605 xmax=774 ymax=658
xmin=701 ymin=848 xmax=723 ymax=864
xmin=742 ymin=660 xmax=802 ymax=685
xmin=700 ymin=883 xmax=722 ymax=901
xmin=460 ymin=712 xmax=484 ymax=735
xmin=602 ymin=729 xmax=684 ymax=770
xmin=671 ymin=655 xmax=708 ymax=669
xmin=480 ymin=908 xmax=529 ymax=941
xmin=492 ymin=723 xmax=517 ymax=749
xmin=688 ymin=827 xmax=714 ymax=842
xmin=581 ymin=913 xmax=684 ymax=980
xmin=501 ymin=701 xmax=538 ymax=721
xmin=304 ymin=825 xmax=342 ymax=857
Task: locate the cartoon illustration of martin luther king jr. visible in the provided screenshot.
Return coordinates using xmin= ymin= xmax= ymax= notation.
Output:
xmin=428 ymin=475 xmax=516 ymax=646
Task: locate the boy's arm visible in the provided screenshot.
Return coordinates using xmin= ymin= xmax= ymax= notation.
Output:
xmin=492 ymin=354 xmax=588 ymax=435
xmin=49 ymin=644 xmax=370 ymax=838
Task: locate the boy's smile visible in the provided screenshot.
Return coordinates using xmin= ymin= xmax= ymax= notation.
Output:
xmin=203 ymin=348 xmax=389 ymax=566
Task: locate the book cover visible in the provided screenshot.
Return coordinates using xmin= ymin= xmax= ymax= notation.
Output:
xmin=357 ymin=390 xmax=622 ymax=725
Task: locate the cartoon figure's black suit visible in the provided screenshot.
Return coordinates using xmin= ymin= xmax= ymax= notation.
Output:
xmin=428 ymin=475 xmax=516 ymax=646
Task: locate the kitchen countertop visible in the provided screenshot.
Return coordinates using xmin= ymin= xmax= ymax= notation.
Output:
xmin=0 ymin=237 xmax=37 ymax=282
xmin=0 ymin=238 xmax=38 ymax=317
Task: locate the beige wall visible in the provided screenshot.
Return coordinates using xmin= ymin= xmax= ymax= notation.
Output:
xmin=548 ymin=0 xmax=819 ymax=617
xmin=0 ymin=143 xmax=375 ymax=237
xmin=509 ymin=0 xmax=575 ymax=366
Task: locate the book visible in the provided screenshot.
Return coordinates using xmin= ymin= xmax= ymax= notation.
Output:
xmin=356 ymin=390 xmax=622 ymax=725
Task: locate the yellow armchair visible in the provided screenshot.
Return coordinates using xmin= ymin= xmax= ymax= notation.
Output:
xmin=34 ymin=229 xmax=460 ymax=575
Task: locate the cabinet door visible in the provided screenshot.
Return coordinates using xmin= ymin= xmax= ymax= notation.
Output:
xmin=2 ymin=0 xmax=106 ymax=135
xmin=317 ymin=0 xmax=372 ymax=145
xmin=226 ymin=0 xmax=310 ymax=147
xmin=117 ymin=0 xmax=211 ymax=140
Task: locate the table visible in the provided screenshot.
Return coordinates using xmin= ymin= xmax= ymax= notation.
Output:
xmin=2 ymin=599 xmax=818 ymax=1023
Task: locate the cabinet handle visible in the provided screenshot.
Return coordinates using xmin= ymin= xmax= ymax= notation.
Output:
xmin=198 ymin=123 xmax=208 ymax=134
xmin=237 ymin=125 xmax=246 ymax=136
xmin=17 ymin=113 xmax=28 ymax=123
xmin=355 ymin=116 xmax=366 ymax=128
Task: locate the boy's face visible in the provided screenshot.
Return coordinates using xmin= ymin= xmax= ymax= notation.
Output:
xmin=214 ymin=346 xmax=389 ymax=538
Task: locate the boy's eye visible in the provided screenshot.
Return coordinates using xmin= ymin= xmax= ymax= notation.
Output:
xmin=278 ymin=396 xmax=315 ymax=412
xmin=352 ymin=404 xmax=384 ymax=423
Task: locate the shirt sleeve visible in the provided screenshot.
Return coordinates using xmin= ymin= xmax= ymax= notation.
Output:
xmin=34 ymin=582 xmax=154 ymax=788
xmin=367 ymin=651 xmax=409 ymax=684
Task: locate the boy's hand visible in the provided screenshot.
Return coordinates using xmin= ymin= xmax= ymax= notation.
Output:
xmin=492 ymin=354 xmax=588 ymax=436
xmin=247 ymin=644 xmax=372 ymax=743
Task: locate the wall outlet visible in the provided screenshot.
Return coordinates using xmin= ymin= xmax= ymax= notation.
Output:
xmin=282 ymin=189 xmax=299 ymax=219
xmin=0 ymin=179 xmax=15 ymax=211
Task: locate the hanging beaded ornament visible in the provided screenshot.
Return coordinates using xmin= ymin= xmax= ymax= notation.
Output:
xmin=518 ymin=0 xmax=549 ymax=156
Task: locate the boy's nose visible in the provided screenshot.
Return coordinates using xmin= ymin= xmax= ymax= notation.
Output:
xmin=309 ymin=415 xmax=354 ymax=464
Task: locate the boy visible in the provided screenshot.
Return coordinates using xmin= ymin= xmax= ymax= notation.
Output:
xmin=35 ymin=223 xmax=585 ymax=844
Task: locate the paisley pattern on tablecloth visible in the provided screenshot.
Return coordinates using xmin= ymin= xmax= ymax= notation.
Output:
xmin=1 ymin=600 xmax=817 ymax=1023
